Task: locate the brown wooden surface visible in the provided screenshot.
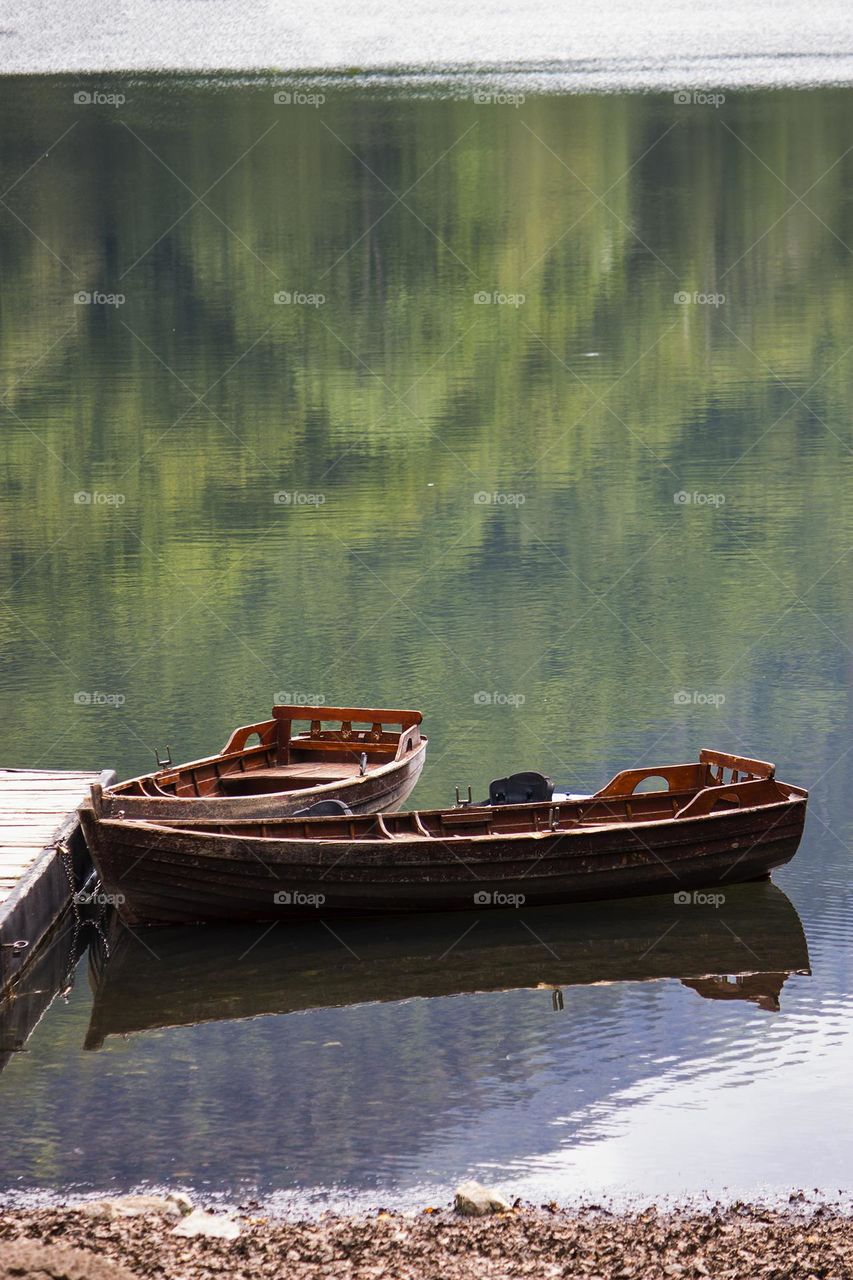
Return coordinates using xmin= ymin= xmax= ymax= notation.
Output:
xmin=101 ymin=705 xmax=427 ymax=820
xmin=272 ymin=705 xmax=422 ymax=726
xmin=699 ymin=748 xmax=775 ymax=779
xmin=96 ymin=732 xmax=427 ymax=820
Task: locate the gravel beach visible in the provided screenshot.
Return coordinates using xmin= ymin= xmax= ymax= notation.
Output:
xmin=2 ymin=1203 xmax=853 ymax=1280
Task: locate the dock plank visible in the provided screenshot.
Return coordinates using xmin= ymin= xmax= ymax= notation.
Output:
xmin=0 ymin=766 xmax=116 ymax=993
xmin=0 ymin=770 xmax=102 ymax=778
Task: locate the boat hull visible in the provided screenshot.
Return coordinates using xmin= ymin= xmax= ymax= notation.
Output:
xmin=78 ymin=792 xmax=807 ymax=926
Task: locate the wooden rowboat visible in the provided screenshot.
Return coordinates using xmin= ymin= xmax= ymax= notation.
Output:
xmin=82 ymin=881 xmax=810 ymax=1049
xmin=78 ymin=749 xmax=807 ymax=926
xmin=90 ymin=705 xmax=427 ymax=821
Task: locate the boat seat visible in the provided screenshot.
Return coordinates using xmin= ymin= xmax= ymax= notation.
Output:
xmin=218 ymin=764 xmax=360 ymax=795
xmin=260 ymin=763 xmax=362 ymax=779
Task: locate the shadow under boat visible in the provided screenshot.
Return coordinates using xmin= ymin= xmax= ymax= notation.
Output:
xmin=84 ymin=881 xmax=810 ymax=1050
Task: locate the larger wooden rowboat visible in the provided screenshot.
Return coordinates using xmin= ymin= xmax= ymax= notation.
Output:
xmin=78 ymin=749 xmax=807 ymax=926
xmin=92 ymin=705 xmax=427 ymax=821
xmin=83 ymin=882 xmax=810 ymax=1048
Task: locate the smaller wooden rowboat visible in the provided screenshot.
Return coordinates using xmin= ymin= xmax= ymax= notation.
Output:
xmin=90 ymin=705 xmax=427 ymax=821
xmin=78 ymin=749 xmax=807 ymax=926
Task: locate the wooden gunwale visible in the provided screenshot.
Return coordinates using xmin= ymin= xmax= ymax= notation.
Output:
xmin=98 ymin=780 xmax=805 ymax=847
xmin=86 ymin=788 xmax=804 ymax=870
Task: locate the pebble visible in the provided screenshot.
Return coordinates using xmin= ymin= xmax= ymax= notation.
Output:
xmin=171 ymin=1209 xmax=240 ymax=1241
xmin=453 ymin=1180 xmax=512 ymax=1216
xmin=79 ymin=1195 xmax=189 ymax=1221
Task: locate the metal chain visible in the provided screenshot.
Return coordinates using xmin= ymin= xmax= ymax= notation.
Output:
xmin=56 ymin=839 xmax=111 ymax=996
xmin=59 ymin=839 xmax=82 ymax=925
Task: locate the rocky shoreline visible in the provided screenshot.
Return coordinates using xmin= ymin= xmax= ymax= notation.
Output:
xmin=2 ymin=1198 xmax=853 ymax=1279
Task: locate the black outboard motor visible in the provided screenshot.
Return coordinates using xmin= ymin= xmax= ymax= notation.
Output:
xmin=487 ymin=771 xmax=554 ymax=806
xmin=293 ymin=798 xmax=354 ymax=817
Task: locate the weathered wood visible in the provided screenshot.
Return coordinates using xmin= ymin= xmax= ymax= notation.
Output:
xmin=272 ymin=705 xmax=422 ymax=726
xmin=77 ymin=751 xmax=808 ymax=926
xmin=0 ymin=767 xmax=115 ymax=993
xmin=90 ymin=705 xmax=428 ymax=821
xmin=0 ymin=830 xmax=76 ymax=845
xmin=0 ymin=799 xmax=101 ymax=812
xmin=0 ymin=769 xmax=101 ymax=776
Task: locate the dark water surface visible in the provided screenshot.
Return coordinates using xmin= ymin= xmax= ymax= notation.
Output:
xmin=1 ymin=79 xmax=852 ymax=1209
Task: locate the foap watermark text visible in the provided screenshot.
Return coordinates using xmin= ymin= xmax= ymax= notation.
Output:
xmin=274 ymin=290 xmax=325 ymax=307
xmin=74 ymin=490 xmax=126 ymax=507
xmin=74 ymin=90 xmax=125 ymax=107
xmin=74 ymin=291 xmax=125 ymax=307
xmin=474 ymin=491 xmax=525 ymax=506
xmin=474 ymin=290 xmax=525 ymax=307
xmin=472 ymin=91 xmax=525 ymax=108
xmin=674 ymin=690 xmax=726 ymax=708
xmin=674 ymin=90 xmax=725 ymax=108
xmin=474 ymin=691 xmax=526 ymax=707
xmin=273 ymin=90 xmax=325 ymax=108
xmin=74 ymin=890 xmax=126 ymax=906
xmin=274 ymin=491 xmax=326 ymax=506
xmin=674 ymin=890 xmax=726 ymax=908
xmin=674 ymin=290 xmax=725 ymax=307
xmin=674 ymin=491 xmax=725 ymax=507
xmin=474 ymin=890 xmax=526 ymax=907
xmin=74 ymin=691 xmax=126 ymax=707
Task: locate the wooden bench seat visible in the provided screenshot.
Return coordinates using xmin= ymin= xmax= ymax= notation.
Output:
xmin=218 ymin=762 xmax=362 ymax=795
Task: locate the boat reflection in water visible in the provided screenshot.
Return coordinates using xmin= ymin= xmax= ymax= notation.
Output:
xmin=84 ymin=882 xmax=809 ymax=1049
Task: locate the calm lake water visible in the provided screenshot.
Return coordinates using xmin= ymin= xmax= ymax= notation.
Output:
xmin=6 ymin=0 xmax=853 ymax=85
xmin=1 ymin=77 xmax=852 ymax=1210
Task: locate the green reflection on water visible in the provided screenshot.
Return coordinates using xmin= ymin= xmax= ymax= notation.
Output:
xmin=1 ymin=82 xmax=851 ymax=801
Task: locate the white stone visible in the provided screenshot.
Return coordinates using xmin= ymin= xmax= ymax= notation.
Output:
xmin=167 ymin=1191 xmax=194 ymax=1216
xmin=171 ymin=1209 xmax=241 ymax=1241
xmin=453 ymin=1180 xmax=511 ymax=1216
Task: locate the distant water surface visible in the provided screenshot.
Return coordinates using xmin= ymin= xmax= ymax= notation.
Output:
xmin=2 ymin=0 xmax=853 ymax=84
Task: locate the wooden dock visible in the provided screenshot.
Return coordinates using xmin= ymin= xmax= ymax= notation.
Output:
xmin=0 ymin=767 xmax=115 ymax=995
